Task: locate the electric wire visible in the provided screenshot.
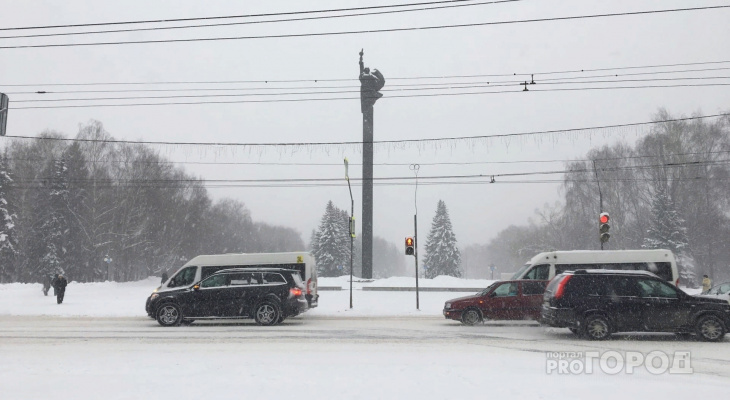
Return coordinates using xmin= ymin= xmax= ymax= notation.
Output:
xmin=1 ymin=5 xmax=728 ymax=49
xmin=3 ymin=113 xmax=728 ymax=146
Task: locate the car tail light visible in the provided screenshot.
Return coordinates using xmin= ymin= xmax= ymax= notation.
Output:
xmin=290 ymin=287 xmax=303 ymax=297
xmin=307 ymin=279 xmax=312 ymax=295
xmin=554 ymin=275 xmax=572 ymax=299
xmin=676 ymin=278 xmax=680 ymax=287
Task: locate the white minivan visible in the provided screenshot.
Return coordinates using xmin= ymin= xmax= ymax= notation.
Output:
xmin=511 ymin=249 xmax=680 ymax=286
xmin=158 ymin=252 xmax=319 ymax=308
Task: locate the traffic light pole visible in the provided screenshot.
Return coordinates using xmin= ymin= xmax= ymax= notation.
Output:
xmin=593 ymin=160 xmax=605 ymax=250
xmin=414 ymin=214 xmax=419 ymax=310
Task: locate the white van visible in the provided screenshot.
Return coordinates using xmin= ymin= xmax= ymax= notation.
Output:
xmin=511 ymin=249 xmax=680 ymax=286
xmin=160 ymin=252 xmax=318 ymax=308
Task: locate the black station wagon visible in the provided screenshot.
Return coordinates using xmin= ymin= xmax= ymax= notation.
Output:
xmin=146 ymin=268 xmax=309 ymax=326
xmin=541 ymin=270 xmax=730 ymax=341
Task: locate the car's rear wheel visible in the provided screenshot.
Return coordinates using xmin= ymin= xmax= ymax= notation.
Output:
xmin=695 ymin=315 xmax=726 ymax=342
xmin=254 ymin=301 xmax=281 ymax=326
xmin=583 ymin=316 xmax=611 ymax=340
xmin=156 ymin=304 xmax=182 ymax=327
xmin=461 ymin=309 xmax=482 ymax=326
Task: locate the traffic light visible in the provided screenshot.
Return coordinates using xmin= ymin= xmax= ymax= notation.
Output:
xmin=599 ymin=212 xmax=610 ymax=243
xmin=405 ymin=237 xmax=414 ymax=255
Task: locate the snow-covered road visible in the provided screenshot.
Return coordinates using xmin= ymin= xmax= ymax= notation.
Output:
xmin=2 ymin=315 xmax=729 ymax=400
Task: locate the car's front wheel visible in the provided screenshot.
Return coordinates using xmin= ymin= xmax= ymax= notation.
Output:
xmin=461 ymin=308 xmax=482 ymax=326
xmin=254 ymin=301 xmax=281 ymax=326
xmin=695 ymin=315 xmax=726 ymax=342
xmin=583 ymin=315 xmax=611 ymax=340
xmin=156 ymin=303 xmax=182 ymax=327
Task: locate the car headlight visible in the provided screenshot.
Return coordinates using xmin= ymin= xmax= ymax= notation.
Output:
xmin=150 ymin=293 xmax=159 ymax=300
xmin=445 ymin=302 xmax=452 ymax=309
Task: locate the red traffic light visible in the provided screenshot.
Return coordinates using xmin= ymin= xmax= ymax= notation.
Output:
xmin=599 ymin=213 xmax=609 ymax=224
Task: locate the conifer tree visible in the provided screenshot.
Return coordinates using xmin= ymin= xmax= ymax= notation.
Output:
xmin=423 ymin=200 xmax=462 ymax=278
xmin=0 ymin=155 xmax=18 ymax=282
xmin=642 ymin=186 xmax=697 ymax=285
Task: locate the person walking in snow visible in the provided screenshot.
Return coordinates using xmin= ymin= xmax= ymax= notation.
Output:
xmin=52 ymin=274 xmax=68 ymax=304
xmin=702 ymin=274 xmax=712 ymax=293
xmin=161 ymin=271 xmax=168 ymax=284
xmin=42 ymin=274 xmax=51 ymax=296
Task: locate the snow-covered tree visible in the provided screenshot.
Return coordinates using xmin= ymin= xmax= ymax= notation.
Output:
xmin=0 ymin=155 xmax=19 ymax=282
xmin=34 ymin=159 xmax=71 ymax=280
xmin=642 ymin=186 xmax=697 ymax=286
xmin=423 ymin=200 xmax=461 ymax=278
xmin=311 ymin=201 xmax=350 ymax=277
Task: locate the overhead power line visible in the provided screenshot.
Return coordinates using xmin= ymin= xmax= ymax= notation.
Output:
xmin=11 ymin=149 xmax=730 ymax=168
xmin=11 ymin=76 xmax=730 ymax=103
xmin=0 ymin=0 xmax=497 ymax=31
xmin=1 ymin=5 xmax=728 ymax=49
xmin=4 ymin=61 xmax=730 ymax=87
xmin=8 ymin=83 xmax=730 ymax=109
xmin=7 ymin=66 xmax=730 ymax=95
xmin=3 ymin=113 xmax=727 ymax=146
xmin=0 ymin=0 xmax=518 ymax=40
xmin=12 ymin=159 xmax=730 ymax=188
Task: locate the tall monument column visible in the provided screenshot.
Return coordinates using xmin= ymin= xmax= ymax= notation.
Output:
xmin=358 ymin=50 xmax=384 ymax=279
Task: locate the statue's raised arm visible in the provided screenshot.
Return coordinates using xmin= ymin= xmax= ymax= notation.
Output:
xmin=359 ymin=49 xmax=365 ymax=75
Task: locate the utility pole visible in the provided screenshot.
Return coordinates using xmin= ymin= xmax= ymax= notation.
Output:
xmin=0 ymin=93 xmax=9 ymax=137
xmin=358 ymin=50 xmax=385 ymax=279
xmin=344 ymin=158 xmax=355 ymax=309
xmin=410 ymin=163 xmax=420 ymax=310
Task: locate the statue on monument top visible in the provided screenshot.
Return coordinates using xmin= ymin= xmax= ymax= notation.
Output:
xmin=359 ymin=49 xmax=385 ymax=113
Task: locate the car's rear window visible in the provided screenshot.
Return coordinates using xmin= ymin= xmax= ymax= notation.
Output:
xmin=545 ymin=275 xmax=568 ymax=294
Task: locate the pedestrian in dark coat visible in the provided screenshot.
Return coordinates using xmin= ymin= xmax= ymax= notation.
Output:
xmin=52 ymin=274 xmax=68 ymax=304
xmin=161 ymin=271 xmax=169 ymax=284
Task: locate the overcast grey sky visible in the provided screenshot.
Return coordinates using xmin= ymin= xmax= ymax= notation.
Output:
xmin=2 ymin=0 xmax=730 ymax=255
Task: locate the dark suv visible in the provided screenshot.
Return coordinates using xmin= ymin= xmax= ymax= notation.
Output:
xmin=146 ymin=268 xmax=308 ymax=327
xmin=541 ymin=270 xmax=730 ymax=341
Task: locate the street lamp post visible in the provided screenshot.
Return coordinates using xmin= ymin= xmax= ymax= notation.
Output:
xmin=104 ymin=255 xmax=113 ymax=282
xmin=409 ymin=163 xmax=420 ymax=310
xmin=344 ymin=158 xmax=355 ymax=309
xmin=490 ymin=264 xmax=496 ymax=280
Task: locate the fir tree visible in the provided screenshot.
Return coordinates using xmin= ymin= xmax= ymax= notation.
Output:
xmin=312 ymin=201 xmax=350 ymax=277
xmin=423 ymin=200 xmax=462 ymax=278
xmin=642 ymin=186 xmax=697 ymax=285
xmin=0 ymin=155 xmax=19 ymax=282
xmin=35 ymin=159 xmax=71 ymax=279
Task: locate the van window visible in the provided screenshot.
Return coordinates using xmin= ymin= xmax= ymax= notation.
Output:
xmin=201 ymin=274 xmax=229 ymax=288
xmin=201 ymin=266 xmax=231 ymax=280
xmin=524 ymin=264 xmax=550 ymax=280
xmin=555 ymin=264 xmax=600 ymax=275
xmin=168 ymin=266 xmax=197 ymax=288
xmin=511 ymin=264 xmax=531 ymax=280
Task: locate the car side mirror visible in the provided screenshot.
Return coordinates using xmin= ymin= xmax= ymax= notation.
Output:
xmin=488 ymin=292 xmax=496 ymax=298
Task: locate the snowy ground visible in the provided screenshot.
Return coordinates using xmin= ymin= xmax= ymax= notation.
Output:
xmin=0 ymin=277 xmax=723 ymax=400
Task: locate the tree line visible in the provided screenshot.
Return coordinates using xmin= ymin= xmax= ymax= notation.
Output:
xmin=464 ymin=110 xmax=730 ymax=284
xmin=0 ymin=120 xmax=304 ymax=283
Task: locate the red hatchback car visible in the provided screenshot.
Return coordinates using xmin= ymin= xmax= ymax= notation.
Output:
xmin=443 ymin=280 xmax=549 ymax=325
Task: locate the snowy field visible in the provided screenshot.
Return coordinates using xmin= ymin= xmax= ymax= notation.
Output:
xmin=1 ymin=276 xmax=724 ymax=400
